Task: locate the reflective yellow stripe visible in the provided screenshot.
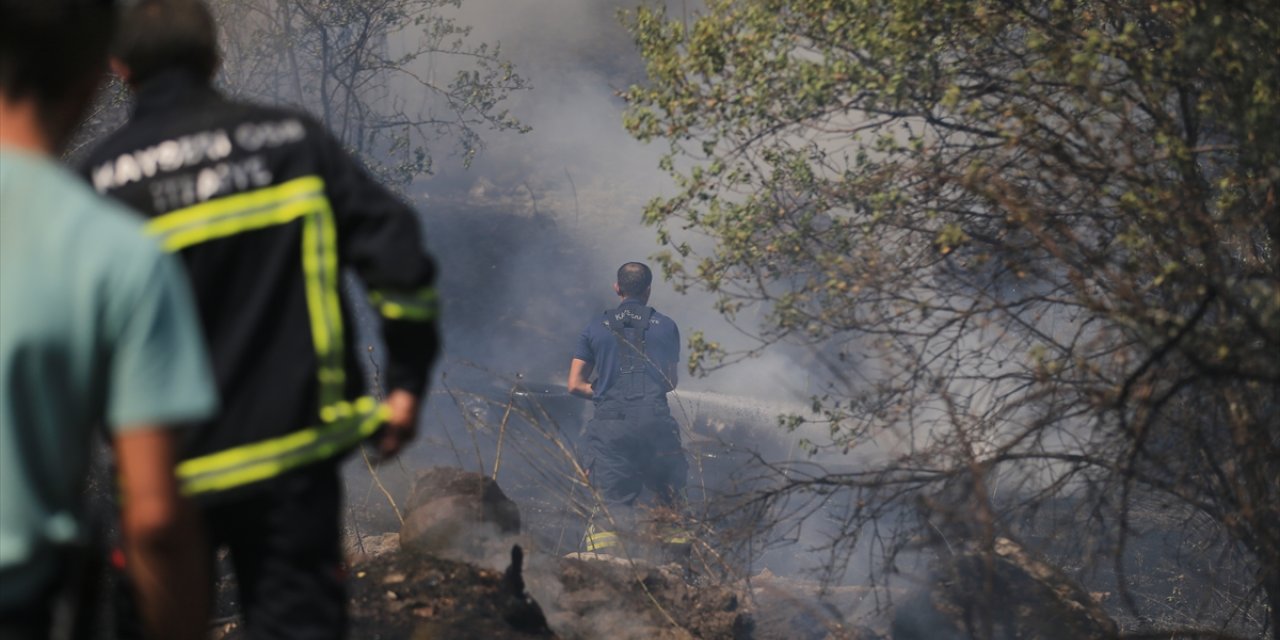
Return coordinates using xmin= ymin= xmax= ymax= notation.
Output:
xmin=144 ymin=176 xmax=374 ymax=493
xmin=300 ymin=213 xmax=329 ymax=353
xmin=317 ymin=205 xmax=345 ymax=406
xmin=146 ymin=176 xmax=325 ymax=234
xmin=180 ymin=410 xmax=384 ymax=495
xmin=301 ymin=210 xmax=345 ymax=408
xmin=583 ymin=522 xmax=620 ymax=551
xmin=585 ymin=530 xmax=619 ymax=551
xmin=368 ymin=288 xmax=438 ymax=321
xmin=179 ymin=397 xmax=387 ymax=496
xmin=658 ymin=525 xmax=693 ymax=545
xmin=155 ymin=196 xmax=326 ymax=252
xmin=177 ymin=397 xmax=377 ymax=477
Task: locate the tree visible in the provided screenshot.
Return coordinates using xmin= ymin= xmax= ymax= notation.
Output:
xmin=69 ymin=0 xmax=527 ymax=184
xmin=623 ymin=0 xmax=1279 ymax=635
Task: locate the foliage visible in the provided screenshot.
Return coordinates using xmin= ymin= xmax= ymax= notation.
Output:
xmin=623 ymin=0 xmax=1279 ymax=634
xmin=213 ymin=0 xmax=528 ymax=186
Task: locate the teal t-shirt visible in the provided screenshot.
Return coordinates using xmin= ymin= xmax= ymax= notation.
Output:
xmin=0 ymin=149 xmax=218 ymax=608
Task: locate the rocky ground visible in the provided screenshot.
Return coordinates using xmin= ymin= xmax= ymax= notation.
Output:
xmin=204 ymin=466 xmax=1142 ymax=640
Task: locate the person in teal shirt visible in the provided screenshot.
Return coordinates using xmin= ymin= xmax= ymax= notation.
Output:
xmin=0 ymin=1 xmax=218 ymax=638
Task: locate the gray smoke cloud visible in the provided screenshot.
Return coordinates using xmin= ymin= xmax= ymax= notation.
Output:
xmin=394 ymin=0 xmax=823 ymax=406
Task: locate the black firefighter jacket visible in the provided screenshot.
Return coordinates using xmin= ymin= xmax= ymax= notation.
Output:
xmin=81 ymin=69 xmax=439 ymax=500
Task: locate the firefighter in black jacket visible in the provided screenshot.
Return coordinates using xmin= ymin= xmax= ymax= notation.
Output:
xmin=81 ymin=1 xmax=439 ymax=636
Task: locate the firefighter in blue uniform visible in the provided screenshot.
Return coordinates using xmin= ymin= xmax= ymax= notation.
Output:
xmin=568 ymin=262 xmax=688 ymax=553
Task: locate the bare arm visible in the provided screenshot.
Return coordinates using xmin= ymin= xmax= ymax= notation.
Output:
xmin=114 ymin=427 xmax=209 ymax=640
xmin=568 ymin=358 xmax=595 ymax=399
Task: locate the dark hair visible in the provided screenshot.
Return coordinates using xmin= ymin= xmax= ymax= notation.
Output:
xmin=616 ymin=262 xmax=653 ymax=298
xmin=0 ymin=0 xmax=116 ymax=111
xmin=113 ymin=0 xmax=218 ymax=85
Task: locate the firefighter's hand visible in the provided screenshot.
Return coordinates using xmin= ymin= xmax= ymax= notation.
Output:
xmin=377 ymin=389 xmax=419 ymax=460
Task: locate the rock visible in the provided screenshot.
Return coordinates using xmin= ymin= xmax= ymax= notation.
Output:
xmin=540 ymin=555 xmax=753 ymax=640
xmin=400 ymin=467 xmax=521 ymax=559
xmin=347 ymin=531 xmax=400 ymax=564
xmin=892 ymin=537 xmax=1118 ymax=640
xmin=748 ymin=569 xmax=891 ymax=640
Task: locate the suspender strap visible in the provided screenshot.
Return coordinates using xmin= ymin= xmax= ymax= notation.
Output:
xmin=603 ymin=303 xmax=654 ymax=401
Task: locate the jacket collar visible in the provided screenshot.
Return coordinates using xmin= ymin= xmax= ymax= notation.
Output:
xmin=133 ymin=69 xmax=222 ymax=119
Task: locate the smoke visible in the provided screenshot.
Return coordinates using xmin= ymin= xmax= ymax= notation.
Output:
xmin=371 ymin=0 xmax=823 ymax=407
xmin=339 ymin=4 xmax=914 ymax=631
xmin=375 ymin=0 xmax=894 ymax=592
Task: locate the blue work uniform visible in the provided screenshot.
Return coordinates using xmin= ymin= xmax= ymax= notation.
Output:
xmin=574 ymin=298 xmax=687 ymax=513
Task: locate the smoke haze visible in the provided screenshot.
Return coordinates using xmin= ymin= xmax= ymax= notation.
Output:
xmin=393 ymin=0 xmax=824 ymax=407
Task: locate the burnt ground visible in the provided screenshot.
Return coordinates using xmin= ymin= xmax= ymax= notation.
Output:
xmin=348 ymin=549 xmax=550 ymax=640
xmin=214 ymin=547 xmax=551 ymax=640
xmin=209 ymin=532 xmax=889 ymax=640
xmin=194 ymin=380 xmax=895 ymax=639
xmin=211 ymin=549 xmax=767 ymax=640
